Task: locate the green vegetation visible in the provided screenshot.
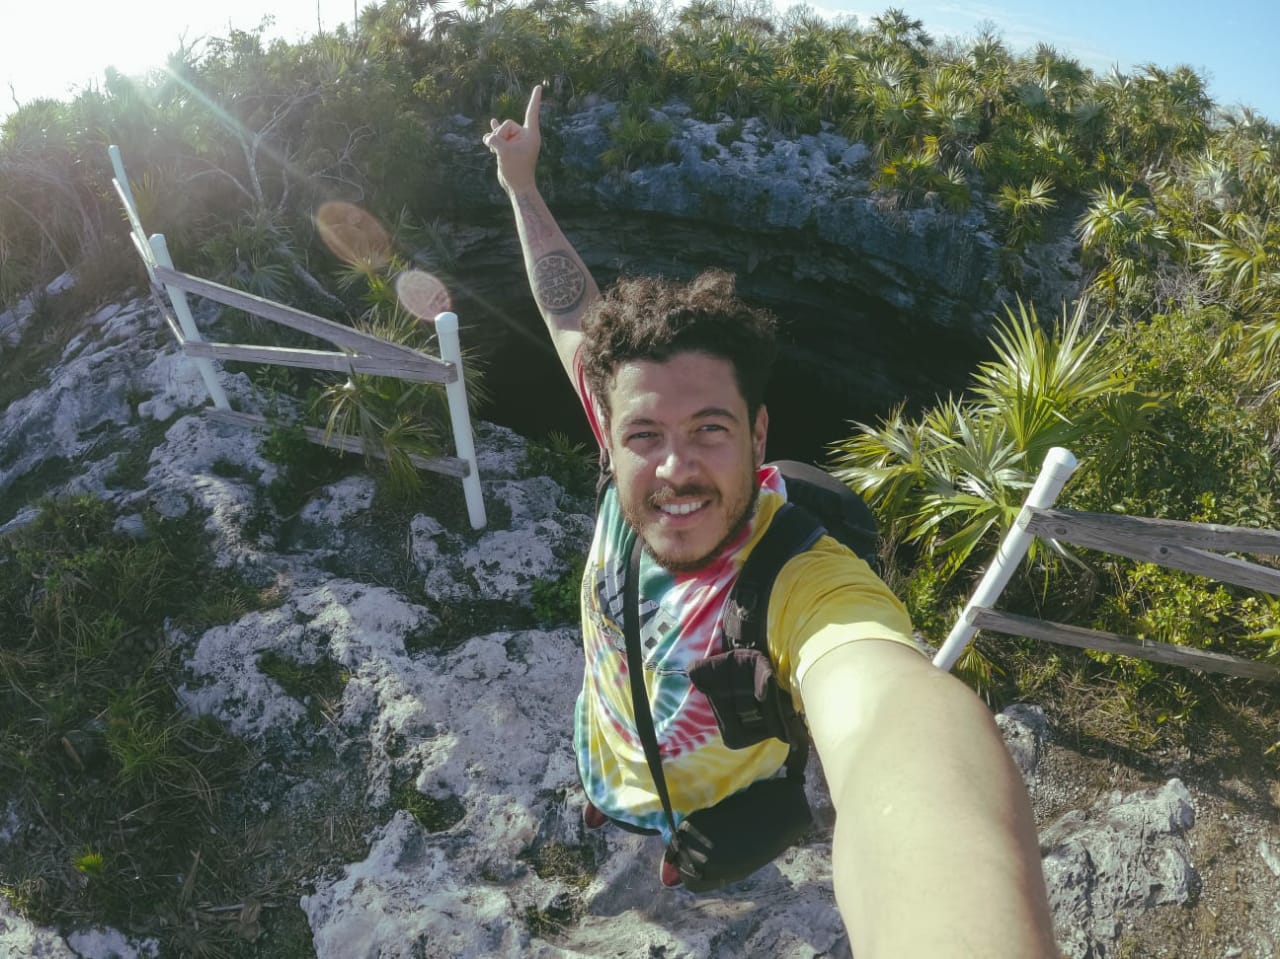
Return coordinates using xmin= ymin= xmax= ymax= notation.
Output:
xmin=532 ymin=557 xmax=587 ymax=626
xmin=102 ymin=417 xmax=176 ymax=491
xmin=520 ymin=430 xmax=597 ymax=502
xmin=315 ymin=258 xmax=491 ymax=498
xmin=601 ymin=93 xmax=676 ymax=172
xmin=519 ymin=840 xmax=596 ymax=934
xmin=255 ymin=419 xmax=360 ymax=528
xmin=393 ymin=783 xmax=466 ymax=833
xmin=0 ymin=495 xmax=285 ymax=953
xmin=3 ymin=0 xmax=1274 ymax=495
xmin=1 ymin=0 xmax=1270 ymax=311
xmin=256 ymin=651 xmax=350 ymax=724
xmin=832 ymin=295 xmax=1280 ymax=732
xmin=0 ymin=455 xmax=76 ymax=526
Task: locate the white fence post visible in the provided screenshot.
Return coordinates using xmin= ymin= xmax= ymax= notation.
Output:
xmin=434 ymin=312 xmax=486 ymax=529
xmin=109 ymin=144 xmax=483 ymax=515
xmin=933 ymin=447 xmax=1080 ymax=672
xmin=108 ymin=145 xmax=159 ymax=282
xmin=149 ymin=234 xmax=230 ymax=411
xmin=108 ymin=146 xmax=140 ymax=228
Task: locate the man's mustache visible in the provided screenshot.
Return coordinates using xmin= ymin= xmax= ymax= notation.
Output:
xmin=649 ymin=486 xmax=715 ymax=507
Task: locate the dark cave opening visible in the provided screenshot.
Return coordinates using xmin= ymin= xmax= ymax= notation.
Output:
xmin=465 ymin=295 xmax=989 ymax=470
xmin=439 ymin=209 xmax=997 ymax=470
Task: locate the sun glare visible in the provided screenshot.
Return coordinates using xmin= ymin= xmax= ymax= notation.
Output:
xmin=1 ymin=1 xmax=358 ymax=123
xmin=396 ymin=270 xmax=453 ymax=322
xmin=315 ymin=201 xmax=393 ymax=270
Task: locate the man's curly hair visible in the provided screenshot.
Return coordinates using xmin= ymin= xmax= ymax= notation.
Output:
xmin=580 ymin=270 xmax=777 ymax=424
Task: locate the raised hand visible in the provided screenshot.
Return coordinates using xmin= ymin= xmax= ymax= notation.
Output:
xmin=486 ymin=82 xmax=598 ymax=377
xmin=483 ymin=84 xmax=542 ymax=195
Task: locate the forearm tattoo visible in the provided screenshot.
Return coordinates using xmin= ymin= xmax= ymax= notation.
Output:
xmin=532 ymin=251 xmax=588 ymax=315
xmin=516 ymin=193 xmax=552 ymax=245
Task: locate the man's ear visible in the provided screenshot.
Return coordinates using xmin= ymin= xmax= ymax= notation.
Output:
xmin=753 ymin=405 xmax=769 ymax=467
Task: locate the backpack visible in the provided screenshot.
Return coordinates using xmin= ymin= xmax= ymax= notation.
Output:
xmin=687 ymin=459 xmax=879 ymax=756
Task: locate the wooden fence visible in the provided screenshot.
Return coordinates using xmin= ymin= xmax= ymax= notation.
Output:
xmin=936 ymin=449 xmax=1280 ymax=683
xmin=107 ymin=145 xmax=485 ymax=528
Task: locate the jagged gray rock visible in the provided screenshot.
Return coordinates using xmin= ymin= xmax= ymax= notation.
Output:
xmin=0 ymin=899 xmax=78 ymax=958
xmin=996 ymin=702 xmax=1052 ymax=784
xmin=0 ymin=272 xmax=75 ymax=346
xmin=1042 ymin=780 xmax=1197 ymax=958
xmin=1261 ymin=839 xmax=1280 ymax=878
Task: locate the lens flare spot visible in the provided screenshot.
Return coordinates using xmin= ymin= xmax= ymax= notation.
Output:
xmin=396 ymin=269 xmax=452 ymax=321
xmin=315 ymin=201 xmax=391 ymax=268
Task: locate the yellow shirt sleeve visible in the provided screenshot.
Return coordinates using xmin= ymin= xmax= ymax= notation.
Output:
xmin=766 ymin=534 xmax=922 ymax=710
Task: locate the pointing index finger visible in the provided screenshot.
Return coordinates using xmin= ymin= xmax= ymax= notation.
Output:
xmin=524 ymin=84 xmax=543 ymax=133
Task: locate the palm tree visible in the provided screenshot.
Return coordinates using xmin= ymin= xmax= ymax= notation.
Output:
xmin=1022 ymin=43 xmax=1086 ymax=114
xmin=1076 ymin=186 xmax=1172 ymax=301
xmin=873 ymin=150 xmax=968 ymax=211
xmin=1093 ymin=63 xmax=1211 ymax=175
xmin=1215 ymin=107 xmax=1280 ymax=214
xmin=972 ymin=298 xmax=1130 ymax=463
xmin=868 ymin=8 xmax=933 ymax=66
xmin=995 ymin=177 xmax=1056 ymax=251
xmin=1195 ymin=214 xmax=1280 ymax=309
xmin=844 ymin=56 xmax=923 ymax=160
xmin=830 ymin=298 xmax=1148 ymax=574
xmin=966 ymin=29 xmax=1012 ymax=140
xmin=919 ymin=64 xmax=981 ymax=166
xmin=1089 ymin=66 xmax=1141 ymax=173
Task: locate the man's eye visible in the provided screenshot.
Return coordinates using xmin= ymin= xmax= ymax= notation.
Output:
xmin=628 ymin=431 xmax=657 ymax=442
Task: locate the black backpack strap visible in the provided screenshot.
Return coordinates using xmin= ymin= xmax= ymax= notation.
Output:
xmin=721 ymin=501 xmax=823 ymax=778
xmin=622 ymin=534 xmax=681 ymax=841
xmin=772 ymin=459 xmax=878 ymax=568
xmin=723 ymin=502 xmax=825 ymax=653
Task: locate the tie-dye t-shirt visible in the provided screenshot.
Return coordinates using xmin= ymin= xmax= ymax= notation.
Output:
xmin=571 ymin=355 xmax=917 ymax=838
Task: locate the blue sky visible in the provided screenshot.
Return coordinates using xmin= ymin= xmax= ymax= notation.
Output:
xmin=2 ymin=1 xmax=1277 ymax=123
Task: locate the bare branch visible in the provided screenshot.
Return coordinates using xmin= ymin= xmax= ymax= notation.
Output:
xmin=2 ymin=193 xmax=74 ymax=272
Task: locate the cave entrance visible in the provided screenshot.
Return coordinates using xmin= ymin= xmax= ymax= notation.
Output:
xmin=468 ymin=299 xmax=986 ymax=470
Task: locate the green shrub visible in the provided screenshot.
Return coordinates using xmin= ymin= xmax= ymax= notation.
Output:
xmin=532 ymin=557 xmax=587 ymax=626
xmin=0 ymin=495 xmax=276 ymax=947
xmin=601 ymin=96 xmax=676 ymax=173
xmin=394 ymin=784 xmax=466 ymax=832
xmin=257 ymin=650 xmax=349 ymax=723
xmin=520 ymin=430 xmax=596 ymax=501
xmin=716 ymin=119 xmax=745 ymax=146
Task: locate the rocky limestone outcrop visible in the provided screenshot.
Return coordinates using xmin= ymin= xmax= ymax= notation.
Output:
xmin=425 ymin=100 xmax=1084 ymax=457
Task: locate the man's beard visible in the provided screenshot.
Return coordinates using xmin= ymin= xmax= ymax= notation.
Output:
xmin=621 ymin=478 xmax=760 ymax=574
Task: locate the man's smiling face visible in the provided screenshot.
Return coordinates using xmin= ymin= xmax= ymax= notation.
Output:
xmin=605 ymin=350 xmax=767 ymax=572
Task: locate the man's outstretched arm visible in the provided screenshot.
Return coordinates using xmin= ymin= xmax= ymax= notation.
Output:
xmin=800 ymin=637 xmax=1060 ymax=959
xmin=484 ymin=85 xmax=600 ymax=380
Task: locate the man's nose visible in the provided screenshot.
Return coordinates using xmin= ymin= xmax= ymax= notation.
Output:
xmin=655 ymin=441 xmax=698 ymax=484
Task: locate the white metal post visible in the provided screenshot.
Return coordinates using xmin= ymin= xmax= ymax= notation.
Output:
xmin=108 ymin=145 xmax=159 ymax=283
xmin=932 ymin=447 xmax=1080 ymax=672
xmin=433 ymin=312 xmax=487 ymax=529
xmin=107 ymin=145 xmax=140 ymax=227
xmin=149 ymin=234 xmax=230 ymax=411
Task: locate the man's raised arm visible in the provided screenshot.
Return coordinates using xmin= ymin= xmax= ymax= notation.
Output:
xmin=484 ymin=85 xmax=600 ymax=380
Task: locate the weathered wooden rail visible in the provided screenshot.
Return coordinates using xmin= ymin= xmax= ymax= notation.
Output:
xmin=107 ymin=145 xmax=485 ymax=527
xmin=936 ymin=449 xmax=1280 ymax=683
